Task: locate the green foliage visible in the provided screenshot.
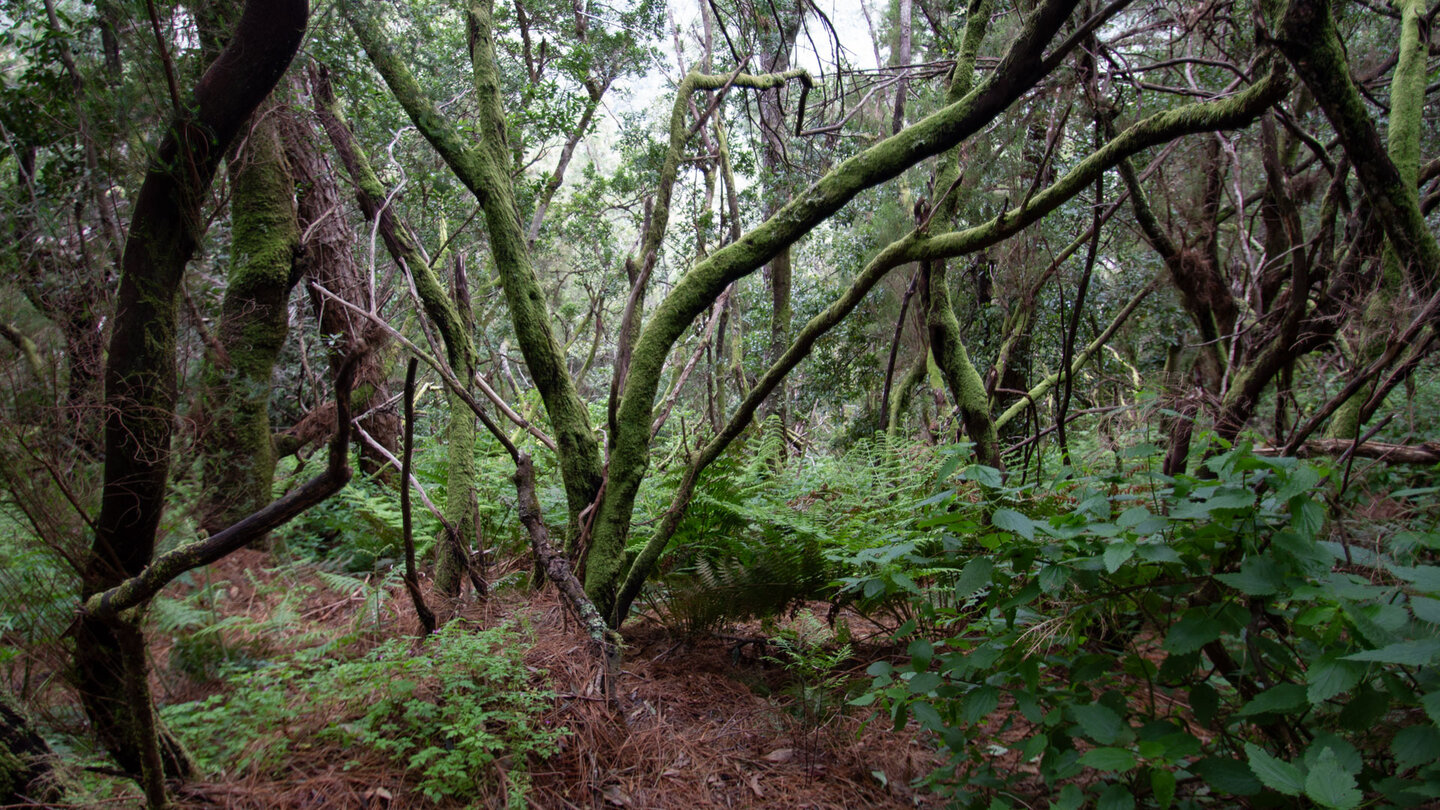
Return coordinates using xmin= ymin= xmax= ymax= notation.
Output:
xmin=162 ymin=621 xmax=563 ymax=806
xmin=765 ymin=611 xmax=854 ymax=739
xmin=848 ymin=441 xmax=1440 ymax=807
xmin=641 ymin=426 xmax=935 ymax=635
xmin=272 ymin=471 xmax=436 ymax=573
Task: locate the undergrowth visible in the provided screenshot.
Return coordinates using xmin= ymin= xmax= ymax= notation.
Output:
xmin=162 ymin=620 xmax=564 ymax=807
xmin=843 ymin=440 xmax=1440 ymax=808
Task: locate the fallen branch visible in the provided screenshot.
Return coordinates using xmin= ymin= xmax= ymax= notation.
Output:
xmin=1256 ymin=438 xmax=1440 ymax=464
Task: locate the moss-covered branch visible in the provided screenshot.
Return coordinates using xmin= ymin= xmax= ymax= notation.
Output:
xmin=343 ymin=0 xmax=604 ymax=534
xmin=590 ymin=0 xmax=1083 ymax=620
xmin=1276 ymin=0 xmax=1440 ymax=292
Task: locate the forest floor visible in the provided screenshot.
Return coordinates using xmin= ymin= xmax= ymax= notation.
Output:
xmin=131 ymin=549 xmax=949 ymax=809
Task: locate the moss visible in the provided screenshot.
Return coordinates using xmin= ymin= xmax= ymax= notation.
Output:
xmin=435 ymin=387 xmax=479 ymax=595
xmin=199 ymin=111 xmax=300 ymax=532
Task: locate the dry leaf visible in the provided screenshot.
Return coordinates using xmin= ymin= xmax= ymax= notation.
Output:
xmin=763 ymin=748 xmax=794 ymax=763
xmin=601 ymin=784 xmax=631 ymax=806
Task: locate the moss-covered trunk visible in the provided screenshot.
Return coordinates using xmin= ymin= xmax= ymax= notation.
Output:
xmin=918 ymin=0 xmax=1000 ymax=467
xmin=198 ymin=102 xmax=300 ymax=533
xmin=75 ymin=0 xmax=306 ymax=788
xmin=279 ymin=95 xmax=398 ymax=478
xmin=1323 ymin=0 xmax=1425 ymax=438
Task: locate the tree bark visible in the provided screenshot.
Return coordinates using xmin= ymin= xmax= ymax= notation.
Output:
xmin=198 ymin=101 xmax=300 ymax=533
xmin=75 ymin=0 xmax=307 ymax=783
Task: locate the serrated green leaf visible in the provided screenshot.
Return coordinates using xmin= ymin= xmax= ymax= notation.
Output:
xmin=1216 ymin=555 xmax=1285 ymax=596
xmin=960 ymin=686 xmax=1000 ymax=725
xmin=1050 ymin=783 xmax=1084 ymax=810
xmin=1151 ymin=767 xmax=1177 ymax=809
xmin=1390 ymin=565 xmax=1440 ymax=595
xmin=1038 ymin=564 xmax=1070 ymax=593
xmin=992 ymin=508 xmax=1035 ymax=540
xmin=1292 ymin=498 xmax=1325 ymax=539
xmin=907 ymin=672 xmax=941 ymax=694
xmin=963 ymin=464 xmax=1003 ymax=488
xmin=1343 ymin=639 xmax=1440 ymax=666
xmin=1303 ymin=735 xmax=1362 ymax=775
xmin=1275 ymin=466 xmax=1322 ymax=502
xmin=1307 ymin=658 xmax=1362 ymax=704
xmin=954 ymin=558 xmax=994 ymax=601
xmin=1238 ymin=683 xmax=1308 ymax=717
xmin=1304 ymin=749 xmax=1362 ymax=809
xmin=1246 ymin=743 xmax=1305 ymax=796
xmin=910 ymin=700 xmax=945 ymax=733
xmin=1096 ymin=783 xmax=1134 ymax=810
xmin=1164 ymin=613 xmax=1222 ymax=654
xmin=1192 ymin=756 xmax=1262 ymax=795
xmin=1411 ymin=596 xmax=1440 ymax=624
xmin=1103 ymin=543 xmax=1135 ymax=573
xmin=1393 ymin=725 xmax=1440 ymax=770
xmin=1071 ymin=702 xmax=1126 ymax=745
xmin=1422 ymin=692 xmax=1440 ymax=726
xmin=1078 ymin=747 xmax=1137 ymax=772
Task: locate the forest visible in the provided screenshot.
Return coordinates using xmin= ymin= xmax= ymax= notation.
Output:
xmin=2 ymin=0 xmax=1440 ymax=805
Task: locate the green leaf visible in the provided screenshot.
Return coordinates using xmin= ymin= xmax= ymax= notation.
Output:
xmin=1237 ymin=683 xmax=1307 ymax=717
xmin=1343 ymin=639 xmax=1440 ymax=666
xmin=907 ymin=672 xmax=941 ymax=694
xmin=1078 ymin=747 xmax=1137 ymax=772
xmin=1274 ymin=466 xmax=1322 ymax=502
xmin=1393 ymin=725 xmax=1440 ymax=770
xmin=960 ymin=686 xmax=1000 ymax=725
xmin=1216 ymin=556 xmax=1285 ymax=596
xmin=1070 ymin=703 xmax=1126 ymax=745
xmin=1038 ymin=564 xmax=1070 ymax=593
xmin=1411 ymin=596 xmax=1440 ymax=624
xmin=910 ymin=700 xmax=945 ymax=733
xmin=1291 ymin=498 xmax=1325 ymax=539
xmin=1422 ymin=692 xmax=1440 ymax=726
xmin=1304 ymin=735 xmax=1362 ymax=775
xmin=963 ymin=464 xmax=1003 ymax=488
xmin=992 ymin=508 xmax=1035 ymax=540
xmin=1050 ymin=783 xmax=1084 ymax=810
xmin=1103 ymin=543 xmax=1135 ymax=573
xmin=1164 ymin=612 xmax=1222 ymax=655
xmin=1307 ymin=658 xmax=1362 ymax=704
xmin=1192 ymin=757 xmax=1262 ymax=796
xmin=1304 ymin=748 xmax=1362 ymax=809
xmin=1095 ymin=783 xmax=1134 ymax=810
xmin=1388 ymin=564 xmax=1440 ymax=594
xmin=954 ymin=558 xmax=995 ymax=601
xmin=1189 ymin=682 xmax=1219 ymax=728
xmin=1151 ymin=768 xmax=1177 ymax=810
xmin=1245 ymin=743 xmax=1304 ymax=796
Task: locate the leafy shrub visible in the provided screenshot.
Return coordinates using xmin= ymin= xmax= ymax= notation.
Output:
xmin=848 ymin=441 xmax=1440 ymax=808
xmin=163 ymin=621 xmax=563 ymax=806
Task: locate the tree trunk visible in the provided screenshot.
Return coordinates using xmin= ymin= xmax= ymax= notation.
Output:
xmin=75 ymin=0 xmax=306 ymax=786
xmin=198 ymin=101 xmax=300 ymax=533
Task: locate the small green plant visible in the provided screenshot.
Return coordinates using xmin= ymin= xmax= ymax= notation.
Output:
xmin=163 ymin=620 xmax=564 ymax=806
xmin=766 ymin=612 xmax=854 ymax=746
